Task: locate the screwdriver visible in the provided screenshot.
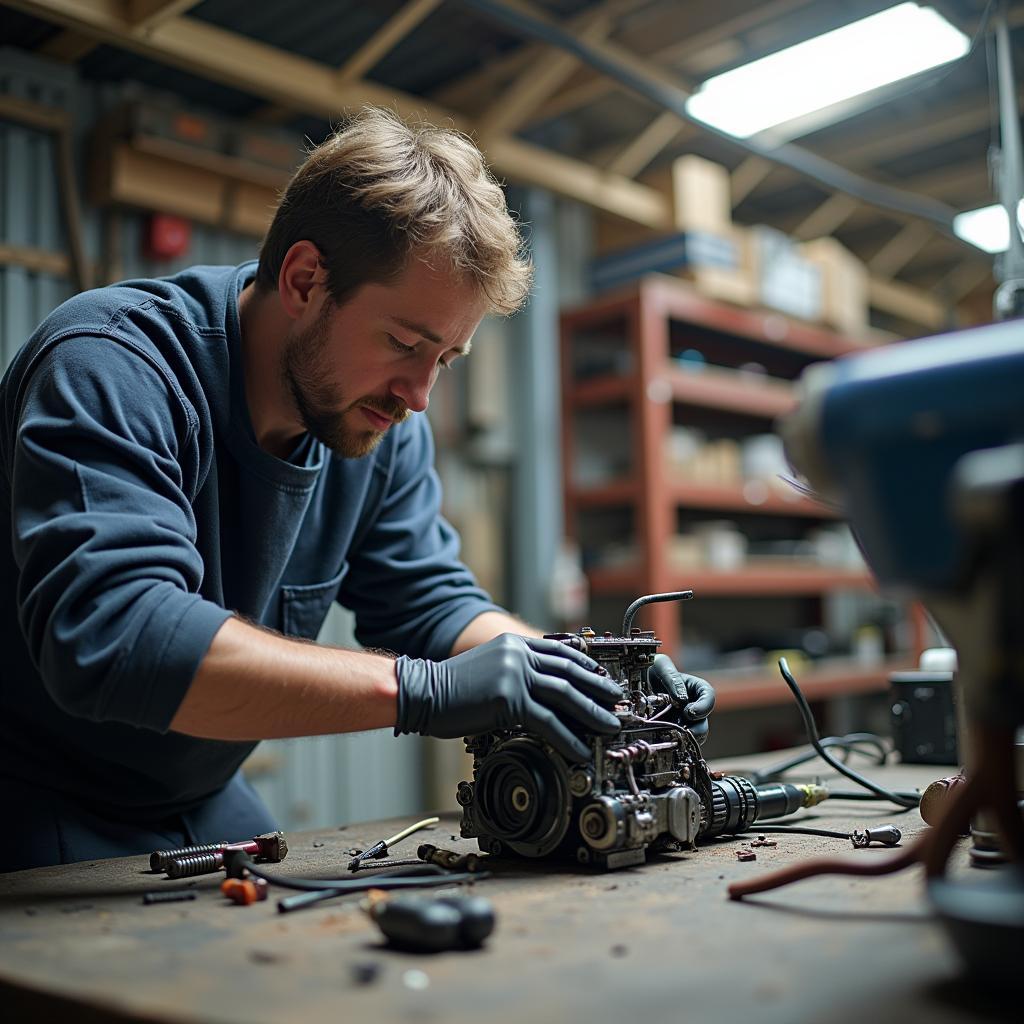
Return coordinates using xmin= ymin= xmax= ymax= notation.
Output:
xmin=347 ymin=816 xmax=439 ymax=871
xmin=363 ymin=892 xmax=496 ymax=952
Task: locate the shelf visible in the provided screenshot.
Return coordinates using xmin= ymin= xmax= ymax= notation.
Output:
xmin=642 ymin=275 xmax=872 ymax=359
xmin=668 ymin=365 xmax=795 ymax=418
xmin=562 ymin=281 xmax=903 ymax=666
xmin=560 ymin=275 xmax=872 ymax=360
xmin=670 ymin=480 xmax=836 ymax=517
xmin=709 ymin=658 xmax=913 ymax=711
xmin=569 ymin=364 xmax=796 ymax=419
xmin=570 ymin=478 xmax=836 ymax=518
xmin=587 ymin=563 xmax=874 ymax=596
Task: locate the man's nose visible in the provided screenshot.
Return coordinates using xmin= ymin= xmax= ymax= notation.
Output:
xmin=390 ymin=364 xmax=435 ymax=414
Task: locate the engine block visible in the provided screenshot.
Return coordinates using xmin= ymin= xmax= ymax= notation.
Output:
xmin=457 ymin=593 xmax=745 ymax=870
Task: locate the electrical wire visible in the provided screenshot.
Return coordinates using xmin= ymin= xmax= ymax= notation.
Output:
xmin=234 ymin=859 xmax=487 ymax=914
xmin=828 ymin=789 xmax=922 ymax=804
xmin=746 ymin=825 xmax=851 ymax=840
xmin=750 ymin=733 xmax=889 ymax=785
xmin=777 ymin=658 xmax=920 ymax=809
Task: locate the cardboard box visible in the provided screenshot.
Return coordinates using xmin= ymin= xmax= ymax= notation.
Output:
xmin=749 ymin=226 xmax=822 ymax=322
xmin=800 ymin=236 xmax=869 ymax=337
xmin=594 ymin=154 xmax=733 ymax=255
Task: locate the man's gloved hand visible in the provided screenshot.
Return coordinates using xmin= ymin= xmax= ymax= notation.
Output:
xmin=648 ymin=653 xmax=716 ymax=744
xmin=395 ymin=634 xmax=622 ymax=762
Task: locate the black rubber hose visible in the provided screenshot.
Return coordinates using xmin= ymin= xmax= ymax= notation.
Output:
xmin=778 ymin=658 xmax=920 ymax=809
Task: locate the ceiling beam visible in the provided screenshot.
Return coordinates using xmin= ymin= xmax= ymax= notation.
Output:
xmin=517 ymin=0 xmax=817 ymax=126
xmin=868 ymin=222 xmax=934 ymax=279
xmin=255 ymin=0 xmax=443 ymax=124
xmin=730 ymin=156 xmax=774 ymax=206
xmin=477 ymin=8 xmax=615 ymax=142
xmin=337 ymin=0 xmax=442 ymax=83
xmin=36 ymin=0 xmax=200 ymax=62
xmin=431 ymin=0 xmax=645 ymax=113
xmin=7 ymin=0 xmax=671 ymax=229
xmin=605 ymin=110 xmax=689 ymax=179
xmin=748 ymin=91 xmax=1021 ymax=204
xmin=937 ymin=260 xmax=994 ymax=304
xmin=792 ymin=193 xmax=861 ymax=240
xmin=126 ymin=0 xmax=202 ymax=29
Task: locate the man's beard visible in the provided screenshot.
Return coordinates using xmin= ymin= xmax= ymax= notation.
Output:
xmin=281 ymin=308 xmax=409 ymax=459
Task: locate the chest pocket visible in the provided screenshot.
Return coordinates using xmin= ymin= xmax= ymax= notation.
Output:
xmin=280 ymin=565 xmax=349 ymax=640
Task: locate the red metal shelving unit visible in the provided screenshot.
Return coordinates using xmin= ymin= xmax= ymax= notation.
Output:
xmin=560 ymin=274 xmax=917 ymax=709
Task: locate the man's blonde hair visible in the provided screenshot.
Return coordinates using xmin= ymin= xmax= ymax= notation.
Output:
xmin=256 ymin=107 xmax=532 ymax=314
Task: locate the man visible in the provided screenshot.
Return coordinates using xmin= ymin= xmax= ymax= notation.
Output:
xmin=0 ymin=107 xmax=714 ymax=872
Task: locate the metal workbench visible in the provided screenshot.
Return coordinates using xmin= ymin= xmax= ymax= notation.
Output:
xmin=0 ymin=755 xmax=1009 ymax=1024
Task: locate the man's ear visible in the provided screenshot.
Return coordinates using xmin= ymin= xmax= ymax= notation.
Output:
xmin=278 ymin=240 xmax=328 ymax=321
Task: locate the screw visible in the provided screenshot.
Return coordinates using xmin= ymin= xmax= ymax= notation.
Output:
xmin=166 ymin=852 xmax=223 ymax=879
xmin=150 ymin=842 xmax=226 ymax=873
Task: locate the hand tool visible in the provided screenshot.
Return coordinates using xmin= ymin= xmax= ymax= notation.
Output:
xmin=164 ymin=832 xmax=288 ymax=879
xmin=363 ymin=891 xmax=496 ymax=952
xmin=347 ymin=816 xmax=439 ymax=871
xmin=221 ymin=877 xmax=269 ymax=905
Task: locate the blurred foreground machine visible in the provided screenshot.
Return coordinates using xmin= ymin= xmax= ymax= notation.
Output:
xmin=780 ymin=317 xmax=1024 ymax=980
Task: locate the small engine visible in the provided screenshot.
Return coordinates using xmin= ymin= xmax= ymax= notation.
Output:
xmin=457 ymin=592 xmax=820 ymax=869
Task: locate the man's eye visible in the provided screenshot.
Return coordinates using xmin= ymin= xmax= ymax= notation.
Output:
xmin=387 ymin=334 xmax=416 ymax=355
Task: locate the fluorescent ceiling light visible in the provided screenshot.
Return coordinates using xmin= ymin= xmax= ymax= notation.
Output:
xmin=953 ymin=202 xmax=1024 ymax=253
xmin=685 ymin=3 xmax=970 ymax=139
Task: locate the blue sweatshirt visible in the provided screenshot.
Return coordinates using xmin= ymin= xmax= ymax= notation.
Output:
xmin=0 ymin=262 xmax=499 ymax=819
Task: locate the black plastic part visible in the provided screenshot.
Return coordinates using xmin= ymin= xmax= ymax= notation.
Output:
xmin=222 ymin=849 xmax=252 ymax=879
xmin=142 ymin=890 xmax=197 ymax=905
xmin=750 ymin=783 xmax=806 ymax=821
xmin=704 ymin=776 xmax=759 ymax=838
xmin=372 ymin=894 xmax=496 ymax=952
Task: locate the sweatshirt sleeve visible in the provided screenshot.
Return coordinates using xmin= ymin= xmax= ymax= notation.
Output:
xmin=340 ymin=415 xmax=502 ymax=660
xmin=10 ymin=335 xmax=232 ymax=731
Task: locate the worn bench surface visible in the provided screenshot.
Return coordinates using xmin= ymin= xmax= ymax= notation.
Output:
xmin=0 ymin=755 xmax=1007 ymax=1024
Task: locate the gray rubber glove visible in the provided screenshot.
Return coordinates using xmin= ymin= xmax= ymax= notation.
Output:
xmin=395 ymin=634 xmax=623 ymax=762
xmin=648 ymin=653 xmax=716 ymax=744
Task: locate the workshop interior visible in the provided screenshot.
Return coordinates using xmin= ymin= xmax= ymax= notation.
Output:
xmin=2 ymin=0 xmax=1024 ymax=1019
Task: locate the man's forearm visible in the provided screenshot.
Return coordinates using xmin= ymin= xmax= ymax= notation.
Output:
xmin=169 ymin=616 xmax=398 ymax=740
xmin=450 ymin=610 xmax=542 ymax=655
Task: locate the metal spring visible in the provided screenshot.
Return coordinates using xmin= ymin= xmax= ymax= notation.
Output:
xmin=150 ymin=843 xmax=224 ymax=872
xmin=165 ymin=851 xmax=223 ymax=879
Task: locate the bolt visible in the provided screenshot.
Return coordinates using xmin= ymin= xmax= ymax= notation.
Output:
xmin=166 ymin=851 xmax=223 ymax=879
xmin=150 ymin=842 xmax=227 ymax=873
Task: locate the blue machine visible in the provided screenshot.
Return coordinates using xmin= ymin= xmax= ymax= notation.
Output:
xmin=780 ymin=318 xmax=1024 ymax=985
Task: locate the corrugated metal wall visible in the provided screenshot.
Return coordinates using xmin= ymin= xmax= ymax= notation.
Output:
xmin=1 ymin=48 xmax=427 ymax=834
xmin=0 ymin=48 xmax=77 ymax=365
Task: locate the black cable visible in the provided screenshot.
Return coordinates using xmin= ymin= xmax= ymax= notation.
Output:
xmin=228 ymin=857 xmax=487 ymax=914
xmin=748 ymin=824 xmax=851 ymax=840
xmin=777 ymin=658 xmax=920 ymax=809
xmin=750 ymin=733 xmax=889 ymax=784
xmin=828 ymin=789 xmax=922 ymax=803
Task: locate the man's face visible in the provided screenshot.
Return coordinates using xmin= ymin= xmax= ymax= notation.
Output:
xmin=281 ymin=258 xmax=487 ymax=458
